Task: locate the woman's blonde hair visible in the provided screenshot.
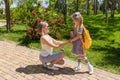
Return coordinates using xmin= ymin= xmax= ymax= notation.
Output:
xmin=37 ymin=21 xmax=48 ymax=35
xmin=72 ymin=12 xmax=83 ymax=31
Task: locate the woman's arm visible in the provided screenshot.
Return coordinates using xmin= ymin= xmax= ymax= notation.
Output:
xmin=52 ymin=39 xmax=64 ymax=45
xmin=59 ymin=40 xmax=70 ymax=47
xmin=41 ymin=37 xmax=62 ymax=48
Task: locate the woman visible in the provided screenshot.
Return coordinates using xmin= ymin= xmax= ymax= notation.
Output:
xmin=37 ymin=21 xmax=69 ymax=70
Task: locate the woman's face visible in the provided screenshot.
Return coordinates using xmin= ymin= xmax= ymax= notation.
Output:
xmin=43 ymin=26 xmax=49 ymax=34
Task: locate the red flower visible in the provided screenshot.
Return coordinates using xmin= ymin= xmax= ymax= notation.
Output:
xmin=32 ymin=10 xmax=36 ymax=16
xmin=28 ymin=28 xmax=33 ymax=31
xmin=57 ymin=19 xmax=62 ymax=23
xmin=45 ymin=14 xmax=49 ymax=17
xmin=34 ymin=28 xmax=38 ymax=32
xmin=26 ymin=31 xmax=31 ymax=36
xmin=46 ymin=7 xmax=51 ymax=11
xmin=61 ymin=17 xmax=64 ymax=22
xmin=51 ymin=20 xmax=56 ymax=24
xmin=11 ymin=21 xmax=15 ymax=27
xmin=29 ymin=22 xmax=33 ymax=25
xmin=36 ymin=18 xmax=42 ymax=22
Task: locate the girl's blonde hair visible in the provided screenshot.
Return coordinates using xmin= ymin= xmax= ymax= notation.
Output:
xmin=37 ymin=21 xmax=48 ymax=35
xmin=72 ymin=12 xmax=84 ymax=31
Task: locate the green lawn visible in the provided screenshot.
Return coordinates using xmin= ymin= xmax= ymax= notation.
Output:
xmin=0 ymin=14 xmax=120 ymax=74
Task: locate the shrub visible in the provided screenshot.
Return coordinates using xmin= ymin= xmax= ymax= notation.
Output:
xmin=25 ymin=7 xmax=65 ymax=41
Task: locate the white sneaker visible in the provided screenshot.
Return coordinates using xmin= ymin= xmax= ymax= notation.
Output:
xmin=47 ymin=66 xmax=59 ymax=70
xmin=42 ymin=63 xmax=47 ymax=68
xmin=88 ymin=64 xmax=93 ymax=75
xmin=73 ymin=65 xmax=82 ymax=71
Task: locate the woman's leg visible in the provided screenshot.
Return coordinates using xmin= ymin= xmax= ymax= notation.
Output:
xmin=51 ymin=59 xmax=64 ymax=65
xmin=49 ymin=52 xmax=65 ymax=66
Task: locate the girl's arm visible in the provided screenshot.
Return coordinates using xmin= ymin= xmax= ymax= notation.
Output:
xmin=70 ymin=34 xmax=82 ymax=42
xmin=70 ymin=26 xmax=84 ymax=43
xmin=70 ymin=31 xmax=73 ymax=39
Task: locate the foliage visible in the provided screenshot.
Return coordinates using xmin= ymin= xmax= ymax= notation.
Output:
xmin=21 ymin=6 xmax=65 ymax=43
xmin=11 ymin=0 xmax=66 ymax=41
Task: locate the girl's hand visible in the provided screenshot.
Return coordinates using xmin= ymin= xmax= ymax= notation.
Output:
xmin=59 ymin=41 xmax=70 ymax=47
xmin=69 ymin=39 xmax=72 ymax=43
xmin=70 ymin=31 xmax=73 ymax=39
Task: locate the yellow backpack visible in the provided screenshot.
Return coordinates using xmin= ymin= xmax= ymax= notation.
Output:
xmin=82 ymin=26 xmax=92 ymax=49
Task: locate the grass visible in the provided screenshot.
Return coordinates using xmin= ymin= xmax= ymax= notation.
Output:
xmin=83 ymin=14 xmax=120 ymax=74
xmin=0 ymin=14 xmax=120 ymax=74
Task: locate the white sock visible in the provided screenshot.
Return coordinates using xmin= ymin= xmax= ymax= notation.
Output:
xmin=84 ymin=57 xmax=91 ymax=65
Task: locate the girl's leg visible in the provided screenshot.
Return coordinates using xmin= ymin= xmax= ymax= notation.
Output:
xmin=73 ymin=54 xmax=84 ymax=71
xmin=84 ymin=57 xmax=94 ymax=75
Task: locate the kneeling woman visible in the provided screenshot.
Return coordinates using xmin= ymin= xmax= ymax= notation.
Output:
xmin=37 ymin=21 xmax=69 ymax=70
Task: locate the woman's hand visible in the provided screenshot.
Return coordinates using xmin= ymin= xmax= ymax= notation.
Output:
xmin=59 ymin=40 xmax=71 ymax=47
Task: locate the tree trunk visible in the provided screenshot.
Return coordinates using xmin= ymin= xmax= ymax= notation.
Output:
xmin=76 ymin=0 xmax=79 ymax=11
xmin=87 ymin=0 xmax=90 ymax=15
xmin=110 ymin=1 xmax=116 ymax=18
xmin=74 ymin=0 xmax=79 ymax=12
xmin=102 ymin=0 xmax=106 ymax=14
xmin=118 ymin=2 xmax=120 ymax=13
xmin=94 ymin=0 xmax=97 ymax=14
xmin=105 ymin=0 xmax=108 ymax=23
xmin=94 ymin=0 xmax=98 ymax=14
xmin=4 ymin=0 xmax=11 ymax=32
xmin=55 ymin=0 xmax=67 ymax=23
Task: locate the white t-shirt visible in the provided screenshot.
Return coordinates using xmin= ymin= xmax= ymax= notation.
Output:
xmin=40 ymin=34 xmax=53 ymax=57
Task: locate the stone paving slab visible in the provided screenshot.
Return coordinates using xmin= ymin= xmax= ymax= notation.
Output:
xmin=0 ymin=41 xmax=120 ymax=80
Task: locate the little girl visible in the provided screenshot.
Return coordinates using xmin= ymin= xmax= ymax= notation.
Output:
xmin=70 ymin=12 xmax=93 ymax=74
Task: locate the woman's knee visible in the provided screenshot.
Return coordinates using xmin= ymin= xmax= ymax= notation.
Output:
xmin=61 ymin=52 xmax=65 ymax=57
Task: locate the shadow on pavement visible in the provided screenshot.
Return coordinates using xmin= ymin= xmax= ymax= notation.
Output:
xmin=16 ymin=64 xmax=88 ymax=75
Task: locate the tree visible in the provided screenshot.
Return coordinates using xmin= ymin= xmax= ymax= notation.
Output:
xmin=118 ymin=0 xmax=120 ymax=13
xmin=55 ymin=0 xmax=67 ymax=23
xmin=105 ymin=0 xmax=108 ymax=23
xmin=4 ymin=0 xmax=11 ymax=32
xmin=109 ymin=0 xmax=117 ymax=18
xmin=93 ymin=0 xmax=98 ymax=14
xmin=0 ymin=1 xmax=4 ymax=14
xmin=87 ymin=0 xmax=90 ymax=15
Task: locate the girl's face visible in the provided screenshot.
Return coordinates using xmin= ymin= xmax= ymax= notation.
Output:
xmin=73 ymin=19 xmax=79 ymax=26
xmin=43 ymin=26 xmax=49 ymax=34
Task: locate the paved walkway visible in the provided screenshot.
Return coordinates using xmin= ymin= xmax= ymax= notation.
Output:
xmin=0 ymin=41 xmax=120 ymax=80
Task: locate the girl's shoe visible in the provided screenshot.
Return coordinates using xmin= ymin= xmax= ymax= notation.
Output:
xmin=73 ymin=65 xmax=82 ymax=71
xmin=88 ymin=64 xmax=93 ymax=75
xmin=47 ymin=66 xmax=59 ymax=70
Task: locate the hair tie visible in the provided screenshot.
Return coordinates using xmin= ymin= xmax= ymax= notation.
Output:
xmin=75 ymin=12 xmax=81 ymax=18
